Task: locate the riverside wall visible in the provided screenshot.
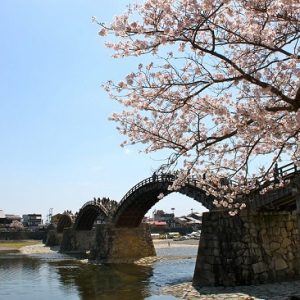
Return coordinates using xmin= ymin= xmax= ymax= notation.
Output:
xmin=0 ymin=231 xmax=46 ymax=241
xmin=193 ymin=210 xmax=300 ymax=286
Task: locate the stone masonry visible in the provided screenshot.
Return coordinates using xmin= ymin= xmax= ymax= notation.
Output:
xmin=59 ymin=223 xmax=155 ymax=262
xmin=90 ymin=223 xmax=156 ymax=263
xmin=60 ymin=228 xmax=96 ymax=254
xmin=46 ymin=230 xmax=63 ymax=246
xmin=193 ymin=210 xmax=300 ymax=286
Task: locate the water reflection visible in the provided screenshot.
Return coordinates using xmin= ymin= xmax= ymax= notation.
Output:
xmin=0 ymin=252 xmax=40 ymax=269
xmin=0 ymin=246 xmax=197 ymax=299
xmin=0 ymin=253 xmax=41 ymax=283
xmin=53 ymin=261 xmax=154 ymax=300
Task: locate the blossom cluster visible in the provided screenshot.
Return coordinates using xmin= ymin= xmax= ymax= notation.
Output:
xmin=99 ymin=0 xmax=300 ymax=214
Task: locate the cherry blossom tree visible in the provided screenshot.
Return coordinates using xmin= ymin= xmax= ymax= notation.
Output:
xmin=9 ymin=220 xmax=24 ymax=231
xmin=97 ymin=0 xmax=300 ymax=213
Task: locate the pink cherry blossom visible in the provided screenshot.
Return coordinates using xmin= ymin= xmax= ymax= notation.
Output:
xmin=98 ymin=0 xmax=300 ymax=213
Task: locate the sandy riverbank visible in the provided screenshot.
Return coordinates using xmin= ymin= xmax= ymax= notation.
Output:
xmin=0 ymin=240 xmax=44 ymax=252
xmin=0 ymin=240 xmax=59 ymax=254
xmin=0 ymin=238 xmax=198 ymax=253
xmin=19 ymin=243 xmax=59 ymax=254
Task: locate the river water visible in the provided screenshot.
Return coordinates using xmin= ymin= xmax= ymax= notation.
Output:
xmin=0 ymin=245 xmax=198 ymax=300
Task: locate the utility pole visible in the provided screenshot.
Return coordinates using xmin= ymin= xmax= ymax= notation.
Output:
xmin=171 ymin=207 xmax=175 ymax=216
xmin=46 ymin=208 xmax=53 ymax=224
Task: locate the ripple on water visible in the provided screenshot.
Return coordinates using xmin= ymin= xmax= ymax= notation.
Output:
xmin=0 ymin=246 xmax=198 ymax=299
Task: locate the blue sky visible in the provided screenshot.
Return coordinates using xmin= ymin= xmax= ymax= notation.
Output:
xmin=0 ymin=0 xmax=207 ymax=220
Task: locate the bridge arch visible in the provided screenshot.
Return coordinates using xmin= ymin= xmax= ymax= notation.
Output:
xmin=113 ymin=174 xmax=215 ymax=227
xmin=73 ymin=201 xmax=109 ymax=230
xmin=57 ymin=213 xmax=74 ymax=233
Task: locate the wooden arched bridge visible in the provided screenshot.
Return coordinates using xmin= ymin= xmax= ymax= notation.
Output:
xmin=52 ymin=162 xmax=300 ymax=287
xmin=60 ymin=173 xmax=215 ymax=232
xmin=113 ymin=173 xmax=216 ymax=227
xmin=73 ymin=200 xmax=109 ymax=230
xmin=56 ymin=212 xmax=74 ymax=233
xmin=58 ymin=162 xmax=300 ymax=232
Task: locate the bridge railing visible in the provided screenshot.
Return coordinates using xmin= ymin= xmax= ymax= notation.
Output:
xmin=118 ymin=173 xmax=207 ymax=206
xmin=252 ymin=162 xmax=300 ymax=191
xmin=119 ymin=174 xmax=177 ymax=204
xmin=277 ymin=162 xmax=299 ymax=178
xmin=81 ymin=200 xmax=97 ymax=210
xmin=118 ymin=162 xmax=300 ymax=209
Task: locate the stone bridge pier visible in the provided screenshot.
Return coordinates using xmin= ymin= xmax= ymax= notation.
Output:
xmin=193 ymin=210 xmax=300 ymax=286
xmin=46 ymin=213 xmax=75 ymax=247
xmin=60 ymin=223 xmax=155 ymax=262
xmin=60 ymin=228 xmax=97 ymax=255
xmin=90 ymin=223 xmax=155 ymax=262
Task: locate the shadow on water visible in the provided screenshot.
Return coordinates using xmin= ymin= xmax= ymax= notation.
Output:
xmin=52 ymin=260 xmax=154 ymax=300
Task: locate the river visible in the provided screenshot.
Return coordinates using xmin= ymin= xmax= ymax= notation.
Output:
xmin=0 ymin=242 xmax=198 ymax=300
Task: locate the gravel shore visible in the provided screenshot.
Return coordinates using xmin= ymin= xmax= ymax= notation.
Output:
xmin=161 ymin=281 xmax=300 ymax=300
xmin=153 ymin=238 xmax=199 ymax=248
